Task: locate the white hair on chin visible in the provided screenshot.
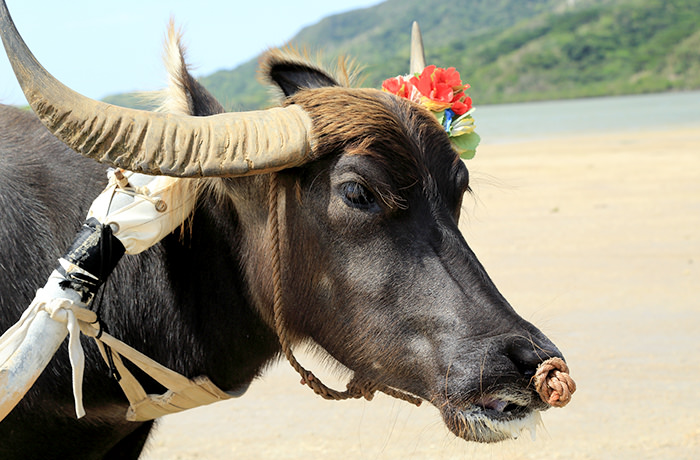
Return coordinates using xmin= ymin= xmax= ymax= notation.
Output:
xmin=458 ymin=409 xmax=543 ymax=442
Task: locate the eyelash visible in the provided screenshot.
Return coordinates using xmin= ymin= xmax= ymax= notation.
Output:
xmin=340 ymin=181 xmax=379 ymax=211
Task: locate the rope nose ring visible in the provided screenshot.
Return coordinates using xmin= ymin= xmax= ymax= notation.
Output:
xmin=533 ymin=357 xmax=577 ymax=407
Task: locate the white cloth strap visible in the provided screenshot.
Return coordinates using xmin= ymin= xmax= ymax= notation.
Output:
xmin=87 ymin=170 xmax=196 ymax=254
xmin=80 ymin=309 xmax=235 ymax=422
xmin=1 ymin=293 xmax=236 ymax=421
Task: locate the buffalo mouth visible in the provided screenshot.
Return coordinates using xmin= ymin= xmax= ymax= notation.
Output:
xmin=439 ymin=392 xmax=544 ymax=443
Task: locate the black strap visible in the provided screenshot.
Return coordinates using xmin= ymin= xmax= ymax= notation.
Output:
xmin=58 ymin=217 xmax=125 ymax=303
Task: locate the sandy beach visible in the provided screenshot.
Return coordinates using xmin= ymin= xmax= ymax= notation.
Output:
xmin=140 ymin=126 xmax=700 ymax=459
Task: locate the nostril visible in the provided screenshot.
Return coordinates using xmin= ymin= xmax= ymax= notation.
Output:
xmin=521 ymin=367 xmax=536 ymax=380
xmin=506 ymin=337 xmax=557 ymax=379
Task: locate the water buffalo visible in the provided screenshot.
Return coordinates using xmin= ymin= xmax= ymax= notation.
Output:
xmin=0 ymin=2 xmax=572 ymax=458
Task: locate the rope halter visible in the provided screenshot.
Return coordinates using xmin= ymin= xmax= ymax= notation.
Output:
xmin=266 ymin=173 xmax=422 ymax=407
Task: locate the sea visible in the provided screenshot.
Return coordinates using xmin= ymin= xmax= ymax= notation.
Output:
xmin=473 ymin=90 xmax=700 ymax=145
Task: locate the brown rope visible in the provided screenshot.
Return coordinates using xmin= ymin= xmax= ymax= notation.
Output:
xmin=267 ymin=174 xmax=421 ymax=407
xmin=533 ymin=357 xmax=576 ymax=407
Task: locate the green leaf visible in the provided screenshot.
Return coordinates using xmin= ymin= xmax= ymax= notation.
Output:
xmin=433 ymin=110 xmax=446 ymax=127
xmin=451 ymin=132 xmax=481 ymax=160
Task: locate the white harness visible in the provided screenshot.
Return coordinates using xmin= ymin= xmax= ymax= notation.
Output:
xmin=0 ymin=171 xmax=243 ymax=421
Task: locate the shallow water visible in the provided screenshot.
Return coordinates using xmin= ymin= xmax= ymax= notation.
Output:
xmin=476 ymin=90 xmax=700 ymax=144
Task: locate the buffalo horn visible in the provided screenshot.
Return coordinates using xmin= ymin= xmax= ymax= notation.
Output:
xmin=410 ymin=21 xmax=426 ymax=74
xmin=0 ymin=1 xmax=313 ymax=177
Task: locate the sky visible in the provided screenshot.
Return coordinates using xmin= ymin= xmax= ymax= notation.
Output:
xmin=0 ymin=0 xmax=383 ymax=105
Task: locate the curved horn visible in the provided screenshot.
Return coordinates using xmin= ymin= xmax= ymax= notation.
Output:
xmin=0 ymin=1 xmax=313 ymax=177
xmin=410 ymin=21 xmax=426 ymax=74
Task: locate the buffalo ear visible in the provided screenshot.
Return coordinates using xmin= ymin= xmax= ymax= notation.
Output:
xmin=262 ymin=50 xmax=339 ymax=97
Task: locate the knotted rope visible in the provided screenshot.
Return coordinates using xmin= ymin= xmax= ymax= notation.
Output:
xmin=533 ymin=357 xmax=576 ymax=407
xmin=267 ymin=174 xmax=421 ymax=407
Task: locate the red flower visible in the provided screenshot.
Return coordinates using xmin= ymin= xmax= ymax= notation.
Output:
xmin=381 ymin=76 xmax=414 ymax=99
xmin=382 ymin=66 xmax=473 ymax=116
xmin=451 ymin=95 xmax=472 ymax=116
xmin=410 ymin=65 xmax=472 ymax=114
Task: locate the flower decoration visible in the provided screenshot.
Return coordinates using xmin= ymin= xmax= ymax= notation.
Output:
xmin=382 ymin=65 xmax=480 ymax=159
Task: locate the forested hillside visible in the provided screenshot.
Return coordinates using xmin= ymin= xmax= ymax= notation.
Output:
xmin=104 ymin=0 xmax=700 ymax=110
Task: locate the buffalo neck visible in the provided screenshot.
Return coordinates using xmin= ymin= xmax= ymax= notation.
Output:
xmin=90 ymin=181 xmax=281 ymax=398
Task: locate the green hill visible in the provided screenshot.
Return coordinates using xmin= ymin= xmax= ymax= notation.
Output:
xmin=104 ymin=0 xmax=700 ymax=110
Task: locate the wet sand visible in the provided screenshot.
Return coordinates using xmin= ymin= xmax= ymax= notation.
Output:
xmin=141 ymin=126 xmax=700 ymax=459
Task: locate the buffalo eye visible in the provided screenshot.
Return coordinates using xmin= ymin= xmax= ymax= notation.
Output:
xmin=340 ymin=182 xmax=379 ymax=211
